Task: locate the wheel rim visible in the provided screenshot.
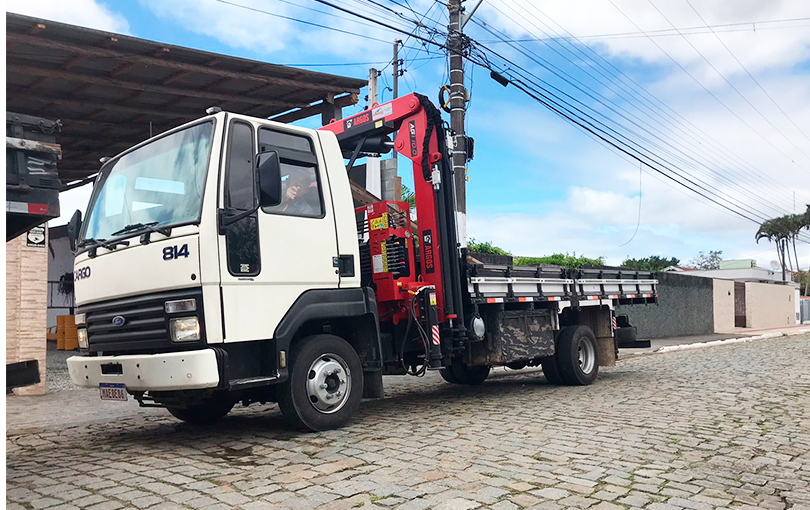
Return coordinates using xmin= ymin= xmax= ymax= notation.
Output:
xmin=305 ymin=353 xmax=351 ymax=414
xmin=577 ymin=338 xmax=595 ymax=374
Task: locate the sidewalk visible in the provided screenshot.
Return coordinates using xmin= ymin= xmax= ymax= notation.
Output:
xmin=620 ymin=323 xmax=810 ymax=355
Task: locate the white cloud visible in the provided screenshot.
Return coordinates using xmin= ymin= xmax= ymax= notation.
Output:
xmin=139 ymin=0 xmax=396 ymax=60
xmin=484 ymin=0 xmax=810 ymax=82
xmin=6 ymin=0 xmax=129 ymax=33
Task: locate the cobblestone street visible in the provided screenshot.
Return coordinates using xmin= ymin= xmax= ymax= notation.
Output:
xmin=7 ymin=335 xmax=810 ymax=510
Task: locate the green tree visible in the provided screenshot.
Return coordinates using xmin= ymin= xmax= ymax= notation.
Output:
xmin=467 ymin=238 xmax=512 ymax=256
xmin=400 ymin=183 xmax=415 ymax=209
xmin=689 ymin=250 xmax=723 ymax=270
xmin=515 ymin=253 xmax=605 ymax=268
xmin=621 ymin=255 xmax=680 ymax=272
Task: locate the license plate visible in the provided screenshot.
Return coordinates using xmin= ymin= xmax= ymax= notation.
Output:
xmin=99 ymin=383 xmax=127 ymax=401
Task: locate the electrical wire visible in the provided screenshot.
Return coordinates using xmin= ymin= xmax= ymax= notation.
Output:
xmin=619 ymin=162 xmax=643 ymax=247
xmin=478 ymin=16 xmax=810 ymax=43
xmin=212 ymin=0 xmax=392 ymax=44
xmin=608 ymin=0 xmax=810 ymax=174
xmin=505 ymin=1 xmax=810 ymax=210
xmin=470 ymin=19 xmax=788 ymax=224
xmin=479 ymin=2 xmax=808 ymax=215
xmin=683 ymin=0 xmax=810 ymax=144
xmin=645 ymin=0 xmax=810 ymax=164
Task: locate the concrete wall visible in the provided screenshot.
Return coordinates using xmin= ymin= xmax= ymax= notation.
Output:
xmin=745 ymin=282 xmax=795 ymax=329
xmin=713 ymin=279 xmax=735 ymax=333
xmin=6 ymin=231 xmax=48 ymax=395
xmin=616 ymin=272 xmax=714 ymax=339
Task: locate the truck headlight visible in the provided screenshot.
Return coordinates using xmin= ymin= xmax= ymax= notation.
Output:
xmin=78 ymin=328 xmax=88 ymax=349
xmin=170 ymin=317 xmax=200 ymax=342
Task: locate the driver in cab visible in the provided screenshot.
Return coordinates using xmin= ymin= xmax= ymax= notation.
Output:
xmin=277 ymin=169 xmax=320 ymax=217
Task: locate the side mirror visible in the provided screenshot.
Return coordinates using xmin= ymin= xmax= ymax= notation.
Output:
xmin=67 ymin=210 xmax=82 ymax=252
xmin=257 ymin=151 xmax=282 ymax=208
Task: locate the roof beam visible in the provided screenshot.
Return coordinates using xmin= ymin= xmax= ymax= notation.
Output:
xmin=8 ymin=63 xmax=308 ymax=110
xmin=269 ymin=93 xmax=358 ymax=124
xmin=7 ymin=33 xmax=362 ymax=95
xmin=8 ymin=89 xmax=201 ymax=119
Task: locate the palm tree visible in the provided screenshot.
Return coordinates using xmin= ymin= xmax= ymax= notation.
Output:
xmin=756 ymin=218 xmax=788 ymax=275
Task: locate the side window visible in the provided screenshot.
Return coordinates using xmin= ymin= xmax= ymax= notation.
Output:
xmin=226 ymin=122 xmax=255 ymax=210
xmin=259 ymin=128 xmax=324 ymax=219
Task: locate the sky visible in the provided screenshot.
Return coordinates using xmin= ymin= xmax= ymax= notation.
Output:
xmin=8 ymin=0 xmax=810 ymax=269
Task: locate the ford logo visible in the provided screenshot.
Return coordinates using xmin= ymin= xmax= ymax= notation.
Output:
xmin=112 ymin=316 xmax=126 ymax=327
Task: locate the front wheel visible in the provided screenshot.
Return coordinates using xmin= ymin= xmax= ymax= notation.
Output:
xmin=556 ymin=325 xmax=599 ymax=386
xmin=167 ymin=392 xmax=234 ymax=424
xmin=277 ymin=334 xmax=363 ymax=431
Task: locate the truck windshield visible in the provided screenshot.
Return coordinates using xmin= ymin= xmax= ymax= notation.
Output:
xmin=82 ymin=121 xmax=214 ymax=242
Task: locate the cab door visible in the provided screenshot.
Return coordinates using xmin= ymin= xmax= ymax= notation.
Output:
xmin=218 ymin=118 xmax=340 ymax=342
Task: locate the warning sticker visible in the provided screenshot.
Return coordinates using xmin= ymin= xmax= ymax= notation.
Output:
xmin=370 ymin=213 xmax=389 ymax=231
xmin=372 ymin=103 xmax=393 ymax=121
xmin=372 ymin=254 xmax=384 ymax=274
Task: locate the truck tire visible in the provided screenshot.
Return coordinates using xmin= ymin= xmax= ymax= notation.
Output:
xmin=556 ymin=325 xmax=599 ymax=386
xmin=450 ymin=363 xmax=490 ymax=385
xmin=167 ymin=393 xmax=234 ymax=424
xmin=540 ymin=356 xmax=563 ymax=385
xmin=277 ymin=334 xmax=363 ymax=431
xmin=439 ymin=368 xmax=461 ymax=384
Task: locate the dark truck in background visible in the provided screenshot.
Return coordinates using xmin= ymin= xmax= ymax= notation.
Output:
xmin=6 ymin=112 xmax=62 ymax=391
xmin=7 ymin=112 xmax=62 ymax=241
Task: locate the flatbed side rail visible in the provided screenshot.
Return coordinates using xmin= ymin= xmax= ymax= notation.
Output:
xmin=466 ymin=264 xmax=658 ymax=306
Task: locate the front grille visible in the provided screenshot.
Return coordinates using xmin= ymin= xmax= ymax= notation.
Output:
xmin=80 ymin=288 xmax=205 ymax=354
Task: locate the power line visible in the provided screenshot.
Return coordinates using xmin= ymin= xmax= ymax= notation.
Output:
xmin=607 ymin=0 xmax=810 ymax=175
xmin=478 ymin=16 xmax=810 ymax=43
xmin=645 ymin=0 xmax=810 ymax=164
xmin=683 ymin=0 xmax=810 ymax=144
xmin=508 ymin=1 xmax=810 ymax=208
xmin=464 ymin=44 xmax=810 ymax=241
xmin=618 ymin=162 xmax=643 ymax=247
xmin=469 ymin=13 xmax=798 ymax=221
xmin=211 ymin=0 xmax=392 ymax=43
xmin=482 ymin=0 xmax=807 ymax=215
xmin=310 ymin=0 xmax=449 ymax=51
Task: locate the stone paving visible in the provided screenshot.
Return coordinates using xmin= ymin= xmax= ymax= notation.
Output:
xmin=7 ymin=335 xmax=810 ymax=510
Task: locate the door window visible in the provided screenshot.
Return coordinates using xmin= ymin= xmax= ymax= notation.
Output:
xmin=259 ymin=128 xmax=324 ymax=218
xmin=225 ymin=121 xmax=260 ymax=276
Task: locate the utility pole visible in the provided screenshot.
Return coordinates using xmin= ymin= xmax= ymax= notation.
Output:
xmin=392 ymin=38 xmax=402 ymax=99
xmin=368 ymin=67 xmax=378 ymax=105
xmin=383 ymin=39 xmax=402 ymax=202
xmin=447 ymin=0 xmax=480 ymax=245
xmin=366 ymin=68 xmax=381 ymax=199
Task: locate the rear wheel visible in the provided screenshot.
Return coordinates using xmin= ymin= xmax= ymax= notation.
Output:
xmin=167 ymin=393 xmax=234 ymax=424
xmin=439 ymin=368 xmax=461 ymax=384
xmin=450 ymin=363 xmax=490 ymax=385
xmin=556 ymin=325 xmax=599 ymax=386
xmin=277 ymin=334 xmax=363 ymax=431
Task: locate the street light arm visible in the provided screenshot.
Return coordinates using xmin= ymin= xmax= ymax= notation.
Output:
xmin=460 ymin=0 xmax=484 ymax=29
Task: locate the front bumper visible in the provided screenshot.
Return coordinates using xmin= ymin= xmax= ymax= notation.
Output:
xmin=67 ymin=349 xmax=220 ymax=391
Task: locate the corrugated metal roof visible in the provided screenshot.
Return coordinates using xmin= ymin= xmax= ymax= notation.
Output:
xmin=6 ymin=12 xmax=366 ymax=189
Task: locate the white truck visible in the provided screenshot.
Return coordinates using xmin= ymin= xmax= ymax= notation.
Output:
xmin=66 ymin=93 xmax=657 ymax=431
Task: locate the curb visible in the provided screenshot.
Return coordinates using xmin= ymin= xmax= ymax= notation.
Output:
xmin=655 ymin=328 xmax=810 ymax=353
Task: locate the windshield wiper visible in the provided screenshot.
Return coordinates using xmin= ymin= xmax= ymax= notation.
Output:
xmin=78 ymin=238 xmax=106 ymax=249
xmin=112 ymin=222 xmax=173 ymax=245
